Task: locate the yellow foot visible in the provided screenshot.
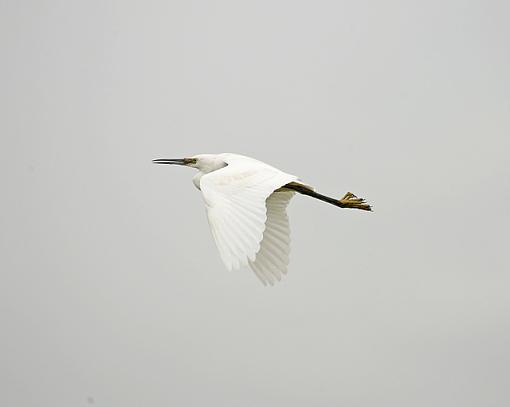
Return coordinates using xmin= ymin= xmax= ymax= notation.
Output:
xmin=339 ymin=192 xmax=372 ymax=211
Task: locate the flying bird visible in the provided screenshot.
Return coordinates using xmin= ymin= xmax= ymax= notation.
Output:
xmin=153 ymin=153 xmax=371 ymax=285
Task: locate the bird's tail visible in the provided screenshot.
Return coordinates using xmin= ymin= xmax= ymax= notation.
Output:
xmin=283 ymin=182 xmax=372 ymax=211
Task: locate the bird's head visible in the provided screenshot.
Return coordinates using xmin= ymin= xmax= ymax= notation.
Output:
xmin=153 ymin=154 xmax=227 ymax=173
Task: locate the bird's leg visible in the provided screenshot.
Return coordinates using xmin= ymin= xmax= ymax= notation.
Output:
xmin=282 ymin=182 xmax=372 ymax=211
xmin=338 ymin=192 xmax=372 ymax=211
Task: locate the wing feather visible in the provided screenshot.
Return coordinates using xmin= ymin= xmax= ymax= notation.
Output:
xmin=248 ymin=190 xmax=295 ymax=285
xmin=200 ymin=156 xmax=297 ymax=272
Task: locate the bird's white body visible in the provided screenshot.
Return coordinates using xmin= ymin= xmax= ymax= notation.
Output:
xmin=190 ymin=154 xmax=299 ymax=285
xmin=154 ymin=153 xmax=371 ymax=285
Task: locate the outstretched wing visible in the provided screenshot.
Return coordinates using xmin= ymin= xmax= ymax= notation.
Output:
xmin=200 ymin=156 xmax=297 ymax=272
xmin=249 ymin=190 xmax=295 ymax=285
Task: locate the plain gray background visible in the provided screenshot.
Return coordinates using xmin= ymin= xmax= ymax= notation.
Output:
xmin=2 ymin=1 xmax=509 ymax=406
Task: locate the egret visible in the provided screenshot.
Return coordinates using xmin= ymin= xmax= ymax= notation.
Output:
xmin=153 ymin=153 xmax=371 ymax=285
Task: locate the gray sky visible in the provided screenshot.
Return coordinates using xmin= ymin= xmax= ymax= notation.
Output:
xmin=2 ymin=1 xmax=509 ymax=406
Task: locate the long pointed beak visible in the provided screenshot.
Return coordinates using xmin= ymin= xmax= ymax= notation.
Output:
xmin=153 ymin=158 xmax=188 ymax=165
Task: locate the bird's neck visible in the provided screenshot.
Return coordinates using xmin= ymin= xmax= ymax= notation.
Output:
xmin=193 ymin=172 xmax=203 ymax=190
xmin=192 ymin=157 xmax=228 ymax=190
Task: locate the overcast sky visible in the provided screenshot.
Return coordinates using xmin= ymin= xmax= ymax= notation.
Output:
xmin=2 ymin=1 xmax=510 ymax=406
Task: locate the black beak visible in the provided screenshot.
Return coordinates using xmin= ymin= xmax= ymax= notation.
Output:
xmin=153 ymin=158 xmax=188 ymax=165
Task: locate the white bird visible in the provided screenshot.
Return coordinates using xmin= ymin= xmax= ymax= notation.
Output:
xmin=153 ymin=153 xmax=371 ymax=285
